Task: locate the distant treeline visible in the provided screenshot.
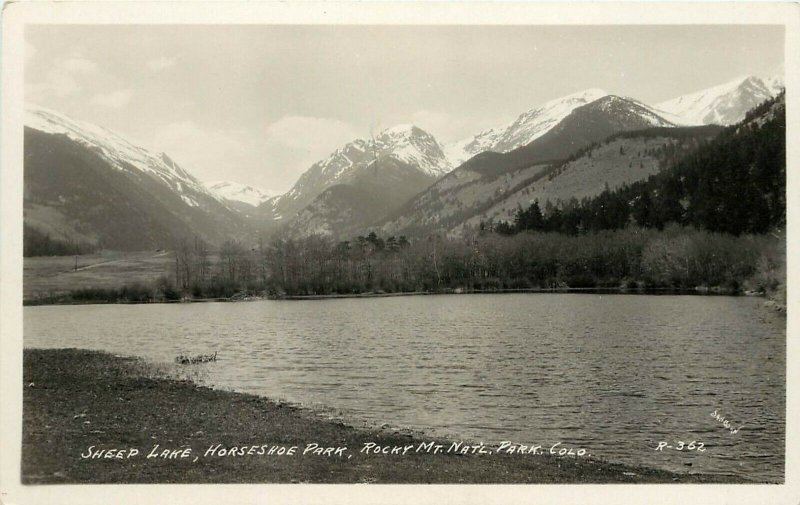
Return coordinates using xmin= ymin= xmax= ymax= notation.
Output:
xmin=27 ymin=226 xmax=783 ymax=305
xmin=23 ymin=225 xmax=97 ymax=257
xmin=491 ymin=94 xmax=785 ymax=237
xmin=251 ymin=227 xmax=782 ymax=296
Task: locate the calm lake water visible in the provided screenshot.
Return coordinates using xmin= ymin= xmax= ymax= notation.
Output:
xmin=24 ymin=294 xmax=785 ymax=481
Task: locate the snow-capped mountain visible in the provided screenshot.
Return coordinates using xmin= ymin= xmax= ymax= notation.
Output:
xmin=446 ymin=89 xmax=608 ymax=165
xmin=24 ymin=105 xmax=253 ymax=250
xmin=25 ymin=104 xmax=216 ymax=207
xmin=375 ymin=124 xmax=452 ymax=177
xmin=262 ymin=124 xmax=451 ymax=222
xmin=204 ymin=180 xmax=276 ymax=207
xmin=586 ymin=95 xmax=677 ymax=127
xmin=656 ymin=75 xmax=784 ymax=126
xmin=382 ymin=94 xmax=682 ymax=237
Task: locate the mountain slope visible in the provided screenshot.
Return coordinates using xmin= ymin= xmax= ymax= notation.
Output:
xmin=280 ymin=184 xmax=389 ymax=239
xmin=26 ymin=105 xmax=212 ymax=205
xmin=507 ymin=95 xmax=677 ymax=165
xmin=656 ymin=75 xmax=784 ymax=126
xmin=460 ymin=125 xmax=723 ymax=232
xmin=381 ymin=95 xmax=684 ymax=236
xmin=278 ymin=155 xmax=438 ymax=239
xmin=24 ymin=106 xmax=253 ymax=252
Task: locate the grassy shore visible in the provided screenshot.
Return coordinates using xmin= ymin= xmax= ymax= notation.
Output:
xmin=24 ymin=286 xmax=750 ymax=306
xmin=24 ymin=251 xmax=173 ymax=300
xmin=22 ymin=348 xmax=747 ymax=484
xmin=281 ymin=286 xmax=742 ymax=300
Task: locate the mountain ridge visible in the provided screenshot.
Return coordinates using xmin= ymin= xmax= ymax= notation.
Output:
xmin=656 ymin=75 xmax=784 ymax=125
xmin=445 ymin=88 xmax=608 ymax=165
xmin=24 ymin=106 xmax=254 ymax=251
xmin=25 ymin=104 xmax=218 ymax=207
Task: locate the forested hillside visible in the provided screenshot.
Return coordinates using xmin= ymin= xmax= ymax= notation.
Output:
xmin=493 ymin=93 xmax=785 ymax=236
xmin=459 ymin=125 xmax=723 ymax=234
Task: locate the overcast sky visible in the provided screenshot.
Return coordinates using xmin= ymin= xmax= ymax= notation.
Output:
xmin=25 ymin=25 xmax=783 ymax=193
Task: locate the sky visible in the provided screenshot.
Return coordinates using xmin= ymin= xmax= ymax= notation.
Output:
xmin=25 ymin=25 xmax=784 ymax=193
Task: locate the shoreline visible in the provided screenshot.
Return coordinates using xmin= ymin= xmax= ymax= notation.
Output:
xmin=22 ymin=348 xmax=754 ymax=484
xmin=23 ymin=285 xmax=763 ymax=306
xmin=281 ymin=286 xmax=754 ymax=300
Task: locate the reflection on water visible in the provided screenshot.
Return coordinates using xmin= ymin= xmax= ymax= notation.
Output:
xmin=24 ymin=294 xmax=785 ymax=481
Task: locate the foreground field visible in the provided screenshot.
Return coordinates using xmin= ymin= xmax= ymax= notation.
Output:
xmin=22 ymin=348 xmax=747 ymax=484
xmin=23 ymin=251 xmax=173 ymax=300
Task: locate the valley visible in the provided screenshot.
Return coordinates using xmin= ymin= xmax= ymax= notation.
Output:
xmin=22 ymin=75 xmax=786 ymax=306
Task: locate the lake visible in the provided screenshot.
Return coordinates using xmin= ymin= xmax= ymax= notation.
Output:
xmin=23 ymin=293 xmax=785 ymax=482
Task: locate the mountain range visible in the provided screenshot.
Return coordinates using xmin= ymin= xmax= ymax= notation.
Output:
xmin=379 ymin=99 xmax=721 ymax=238
xmin=263 ymin=75 xmax=782 ymax=240
xmin=22 ymin=74 xmax=784 ymax=252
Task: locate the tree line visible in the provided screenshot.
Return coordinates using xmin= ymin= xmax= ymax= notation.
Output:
xmin=29 ymin=225 xmax=781 ymax=306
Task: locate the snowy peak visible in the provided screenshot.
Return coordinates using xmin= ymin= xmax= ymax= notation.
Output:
xmin=265 ymin=123 xmax=454 ymax=235
xmin=763 ymin=75 xmax=785 ymax=94
xmin=656 ymin=75 xmax=784 ymax=126
xmin=585 ymin=95 xmax=676 ymax=127
xmin=447 ymin=88 xmax=609 ymax=165
xmin=204 ymin=180 xmax=276 ymax=207
xmin=302 ymin=124 xmax=450 ymax=190
xmin=24 ymin=104 xmax=210 ymax=205
xmin=495 ymin=88 xmax=609 ymax=152
xmin=372 ymin=124 xmax=452 ymax=177
xmin=264 ymin=123 xmax=452 ymax=220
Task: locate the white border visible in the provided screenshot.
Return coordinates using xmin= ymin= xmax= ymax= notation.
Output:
xmin=1 ymin=2 xmax=798 ymax=504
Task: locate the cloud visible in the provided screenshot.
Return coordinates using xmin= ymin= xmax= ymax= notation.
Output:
xmin=147 ymin=56 xmax=176 ymax=71
xmin=262 ymin=115 xmax=362 ymax=184
xmin=147 ymin=116 xmax=362 ymax=193
xmin=265 ymin=115 xmax=359 ymax=151
xmin=150 ymin=121 xmax=251 ymax=182
xmin=91 ymin=89 xmax=133 ymax=109
xmin=27 ymin=69 xmax=79 ymax=100
xmin=26 ymin=52 xmax=100 ymax=102
xmin=406 ymin=109 xmax=513 ymax=145
xmin=152 ymin=121 xmax=244 ymax=152
xmin=407 ymin=110 xmax=467 ymax=144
